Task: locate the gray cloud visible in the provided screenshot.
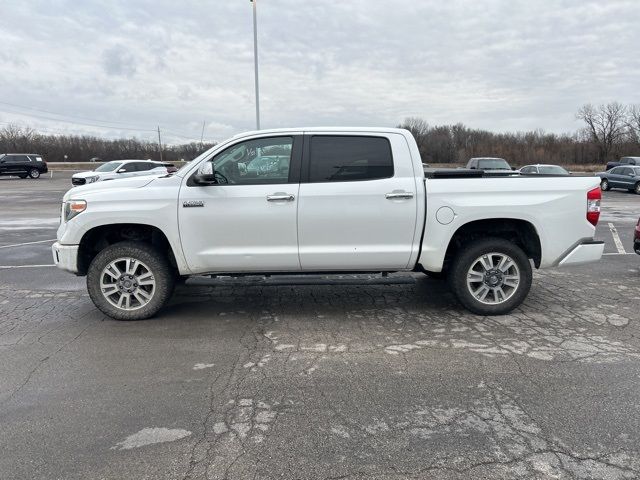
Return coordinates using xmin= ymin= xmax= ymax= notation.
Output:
xmin=102 ymin=45 xmax=137 ymax=77
xmin=0 ymin=0 xmax=638 ymax=144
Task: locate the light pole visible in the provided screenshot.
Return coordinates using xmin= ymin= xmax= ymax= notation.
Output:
xmin=251 ymin=0 xmax=260 ymax=130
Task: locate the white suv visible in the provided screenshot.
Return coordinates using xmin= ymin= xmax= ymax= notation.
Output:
xmin=71 ymin=160 xmax=175 ymax=186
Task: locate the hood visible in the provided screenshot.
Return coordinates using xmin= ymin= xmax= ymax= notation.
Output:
xmin=64 ymin=176 xmax=157 ymax=200
xmin=72 ymin=170 xmax=103 ymax=179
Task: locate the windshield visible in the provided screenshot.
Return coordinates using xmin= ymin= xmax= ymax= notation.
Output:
xmin=478 ymin=159 xmax=510 ymax=170
xmin=538 ymin=166 xmax=568 ymax=175
xmin=95 ymin=161 xmax=122 ymax=172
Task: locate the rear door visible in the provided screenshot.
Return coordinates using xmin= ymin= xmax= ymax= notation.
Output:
xmin=620 ymin=167 xmax=635 ymax=188
xmin=131 ymin=161 xmax=157 ymax=177
xmin=297 ymin=133 xmax=419 ymax=271
xmin=608 ymin=167 xmax=623 ymax=187
xmin=5 ymin=155 xmax=29 ymax=175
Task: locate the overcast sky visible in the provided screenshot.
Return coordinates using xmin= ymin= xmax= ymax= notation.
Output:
xmin=0 ymin=0 xmax=638 ymax=144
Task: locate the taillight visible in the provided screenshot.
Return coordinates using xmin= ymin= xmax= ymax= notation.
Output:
xmin=587 ymin=187 xmax=601 ymax=226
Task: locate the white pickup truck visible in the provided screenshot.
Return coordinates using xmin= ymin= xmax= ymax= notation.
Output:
xmin=52 ymin=128 xmax=604 ymax=320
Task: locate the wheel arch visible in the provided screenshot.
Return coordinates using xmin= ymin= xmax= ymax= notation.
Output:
xmin=77 ymin=223 xmax=178 ymax=276
xmin=442 ymin=218 xmax=542 ymax=273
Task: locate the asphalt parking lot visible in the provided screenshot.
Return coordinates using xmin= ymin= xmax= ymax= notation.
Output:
xmin=1 ymin=172 xmax=640 ymax=479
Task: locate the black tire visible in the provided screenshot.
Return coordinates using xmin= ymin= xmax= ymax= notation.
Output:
xmin=422 ymin=271 xmax=446 ymax=280
xmin=28 ymin=168 xmax=40 ymax=179
xmin=635 ymin=182 xmax=640 ymax=195
xmin=86 ymin=241 xmax=175 ymax=320
xmin=448 ymin=237 xmax=532 ymax=316
xmin=600 ymin=179 xmax=610 ymax=191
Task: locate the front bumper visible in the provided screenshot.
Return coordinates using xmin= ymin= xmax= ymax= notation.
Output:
xmin=558 ymin=241 xmax=604 ymax=267
xmin=52 ymin=242 xmax=79 ymax=274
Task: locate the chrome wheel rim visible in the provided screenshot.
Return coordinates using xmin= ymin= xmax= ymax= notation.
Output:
xmin=466 ymin=252 xmax=520 ymax=305
xmin=30 ymin=169 xmax=40 ymax=178
xmin=100 ymin=257 xmax=156 ymax=310
xmin=601 ymin=180 xmax=608 ymax=190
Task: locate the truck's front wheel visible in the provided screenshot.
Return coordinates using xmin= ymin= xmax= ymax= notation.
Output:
xmin=449 ymin=238 xmax=532 ymax=316
xmin=87 ymin=241 xmax=175 ymax=320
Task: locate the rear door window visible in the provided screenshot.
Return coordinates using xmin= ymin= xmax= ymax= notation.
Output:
xmin=134 ymin=162 xmax=154 ymax=171
xmin=308 ymin=136 xmax=393 ymax=183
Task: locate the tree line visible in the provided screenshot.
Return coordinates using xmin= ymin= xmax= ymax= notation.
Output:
xmin=400 ymin=102 xmax=640 ymax=165
xmin=1 ymin=102 xmax=639 ymax=165
xmin=0 ymin=124 xmax=215 ymax=163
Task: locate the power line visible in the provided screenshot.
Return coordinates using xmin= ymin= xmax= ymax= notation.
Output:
xmin=0 ymin=101 xmax=206 ymax=140
xmin=0 ymin=120 xmax=203 ymax=144
xmin=0 ymin=108 xmax=156 ymax=131
xmin=0 ymin=100 xmax=153 ymax=130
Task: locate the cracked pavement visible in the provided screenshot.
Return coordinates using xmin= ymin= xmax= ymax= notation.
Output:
xmin=1 ymin=173 xmax=640 ymax=479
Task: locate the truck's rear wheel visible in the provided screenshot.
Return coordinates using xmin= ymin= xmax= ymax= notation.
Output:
xmin=87 ymin=241 xmax=174 ymax=320
xmin=449 ymin=238 xmax=532 ymax=316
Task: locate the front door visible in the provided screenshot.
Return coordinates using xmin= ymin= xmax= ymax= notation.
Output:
xmin=297 ymin=133 xmax=419 ymax=271
xmin=178 ymin=135 xmax=302 ymax=274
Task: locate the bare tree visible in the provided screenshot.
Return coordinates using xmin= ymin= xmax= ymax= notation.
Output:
xmin=627 ymin=105 xmax=640 ymax=145
xmin=576 ymin=103 xmax=628 ymax=161
xmin=397 ymin=117 xmax=430 ymax=159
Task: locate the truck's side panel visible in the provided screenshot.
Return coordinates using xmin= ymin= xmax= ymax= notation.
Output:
xmin=296 ymin=131 xmax=423 ymax=270
xmin=418 ymin=176 xmax=600 ymax=272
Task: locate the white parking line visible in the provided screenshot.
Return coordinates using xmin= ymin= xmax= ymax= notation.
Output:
xmin=602 ymin=252 xmax=635 ymax=256
xmin=608 ymin=223 xmax=627 ymax=254
xmin=0 ymin=238 xmax=57 ymax=249
xmin=0 ymin=264 xmax=56 ymax=269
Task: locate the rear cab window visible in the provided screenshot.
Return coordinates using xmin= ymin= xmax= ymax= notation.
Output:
xmin=307 ymin=135 xmax=394 ymax=182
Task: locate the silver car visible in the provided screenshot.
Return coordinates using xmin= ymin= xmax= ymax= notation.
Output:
xmin=71 ymin=160 xmax=173 ymax=186
xmin=519 ymin=164 xmax=569 ymax=175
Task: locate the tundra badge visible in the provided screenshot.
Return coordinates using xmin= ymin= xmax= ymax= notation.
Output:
xmin=183 ymin=200 xmax=205 ymax=208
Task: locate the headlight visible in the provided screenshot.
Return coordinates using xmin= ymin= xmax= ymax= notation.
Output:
xmin=64 ymin=200 xmax=87 ymax=222
xmin=86 ymin=175 xmax=99 ymax=183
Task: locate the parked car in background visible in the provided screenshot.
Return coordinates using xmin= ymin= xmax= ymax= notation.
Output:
xmin=519 ymin=164 xmax=570 ymax=175
xmin=71 ymin=160 xmax=176 ymax=186
xmin=466 ymin=157 xmax=512 ymax=172
xmin=606 ymin=156 xmax=640 ymax=171
xmin=598 ymin=166 xmax=640 ymax=194
xmin=635 ymin=217 xmax=640 ymax=254
xmin=0 ymin=153 xmax=48 ymax=179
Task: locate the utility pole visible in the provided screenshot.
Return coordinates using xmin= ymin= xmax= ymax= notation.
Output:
xmin=200 ymin=121 xmax=206 ymax=149
xmin=251 ymin=0 xmax=260 ymax=130
xmin=157 ymin=126 xmax=163 ymax=162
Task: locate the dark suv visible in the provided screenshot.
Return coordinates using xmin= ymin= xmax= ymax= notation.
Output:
xmin=0 ymin=153 xmax=48 ymax=179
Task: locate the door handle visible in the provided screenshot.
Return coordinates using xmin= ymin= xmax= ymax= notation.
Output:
xmin=267 ymin=194 xmax=295 ymax=202
xmin=385 ymin=192 xmax=414 ymax=200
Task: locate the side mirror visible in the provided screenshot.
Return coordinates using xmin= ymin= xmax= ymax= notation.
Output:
xmin=193 ymin=173 xmax=218 ymax=185
xmin=117 ymin=168 xmax=127 ymax=173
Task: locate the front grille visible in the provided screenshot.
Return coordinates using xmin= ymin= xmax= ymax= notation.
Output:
xmin=72 ymin=177 xmax=86 ymax=186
